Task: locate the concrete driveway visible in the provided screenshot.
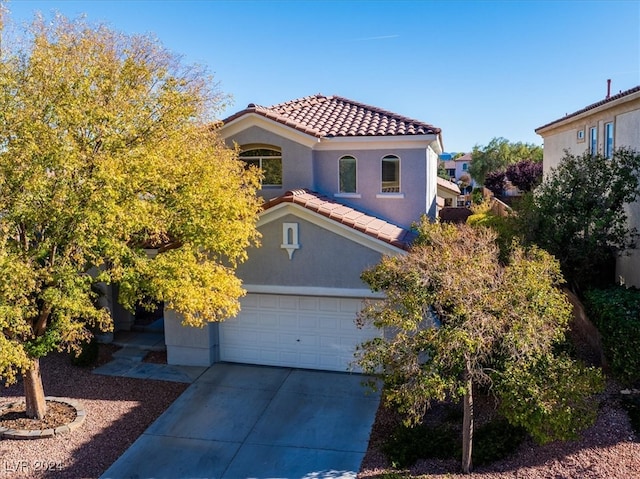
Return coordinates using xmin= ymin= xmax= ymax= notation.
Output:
xmin=100 ymin=363 xmax=381 ymax=479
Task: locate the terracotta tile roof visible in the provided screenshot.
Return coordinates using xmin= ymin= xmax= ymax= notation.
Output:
xmin=536 ymin=85 xmax=640 ymax=132
xmin=263 ymin=189 xmax=416 ymax=250
xmin=224 ymin=94 xmax=441 ymax=138
xmin=454 ymin=152 xmax=472 ymax=162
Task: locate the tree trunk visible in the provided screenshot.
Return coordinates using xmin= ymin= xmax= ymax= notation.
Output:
xmin=24 ymin=358 xmax=47 ymax=420
xmin=461 ymin=365 xmax=474 ymax=474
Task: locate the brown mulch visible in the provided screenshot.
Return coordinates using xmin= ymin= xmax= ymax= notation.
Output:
xmin=358 ymin=381 xmax=640 ymax=478
xmin=0 ymin=346 xmax=187 ymax=479
xmin=0 ymin=401 xmax=76 ymax=431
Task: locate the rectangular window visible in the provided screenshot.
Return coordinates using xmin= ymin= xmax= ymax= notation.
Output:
xmin=381 ymin=155 xmax=400 ymax=193
xmin=604 ymin=122 xmax=614 ymax=159
xmin=240 ymin=148 xmax=282 ymax=187
xmin=590 ymin=127 xmax=598 ymax=157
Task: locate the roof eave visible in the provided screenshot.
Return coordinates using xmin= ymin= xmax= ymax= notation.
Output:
xmin=219 ymin=112 xmax=320 ymax=148
xmin=535 ymin=86 xmax=640 ymax=135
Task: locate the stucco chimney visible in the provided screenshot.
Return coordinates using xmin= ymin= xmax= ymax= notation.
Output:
xmin=606 ymin=79 xmax=611 ymax=99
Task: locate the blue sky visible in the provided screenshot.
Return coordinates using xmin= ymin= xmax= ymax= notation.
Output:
xmin=4 ymin=0 xmax=640 ymax=153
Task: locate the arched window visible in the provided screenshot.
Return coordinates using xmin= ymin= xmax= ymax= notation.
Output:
xmin=239 ymin=147 xmax=282 ymax=187
xmin=339 ymin=155 xmax=357 ymax=193
xmin=381 ymin=155 xmax=400 ymax=192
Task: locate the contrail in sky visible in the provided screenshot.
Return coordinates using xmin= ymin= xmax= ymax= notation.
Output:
xmin=351 ymin=35 xmax=400 ymax=42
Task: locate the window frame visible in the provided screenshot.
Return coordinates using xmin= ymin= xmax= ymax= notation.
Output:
xmin=589 ymin=126 xmax=598 ymax=157
xmin=604 ymin=122 xmax=614 ymax=159
xmin=338 ymin=155 xmax=358 ymax=194
xmin=239 ymin=147 xmax=283 ymax=187
xmin=380 ymin=154 xmax=401 ymax=194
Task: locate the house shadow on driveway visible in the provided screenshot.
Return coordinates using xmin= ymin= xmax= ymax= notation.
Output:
xmin=100 ymin=363 xmax=381 ymax=479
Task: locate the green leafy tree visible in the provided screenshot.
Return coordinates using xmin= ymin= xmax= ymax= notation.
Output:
xmin=515 ymin=148 xmax=640 ymax=291
xmin=356 ymin=221 xmax=603 ymax=473
xmin=469 ymin=137 xmax=542 ymax=185
xmin=0 ymin=14 xmax=262 ymax=419
xmin=438 ymin=161 xmax=451 ymax=181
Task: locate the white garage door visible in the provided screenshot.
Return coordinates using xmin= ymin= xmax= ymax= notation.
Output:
xmin=219 ymin=294 xmax=381 ymax=372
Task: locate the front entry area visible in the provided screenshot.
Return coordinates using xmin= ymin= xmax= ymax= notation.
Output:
xmin=219 ymin=293 xmax=380 ymax=372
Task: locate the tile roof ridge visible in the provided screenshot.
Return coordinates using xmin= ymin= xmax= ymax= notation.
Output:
xmin=268 ymin=94 xmax=329 ymax=110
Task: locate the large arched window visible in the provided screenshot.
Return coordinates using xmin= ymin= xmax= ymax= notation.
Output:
xmin=239 ymin=147 xmax=282 ymax=187
xmin=381 ymin=155 xmax=400 ymax=192
xmin=339 ymin=155 xmax=357 ymax=193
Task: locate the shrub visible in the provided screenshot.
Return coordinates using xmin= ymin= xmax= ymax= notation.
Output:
xmin=382 ymin=414 xmax=528 ymax=469
xmin=472 ymin=418 xmax=527 ymax=466
xmin=620 ymin=395 xmax=640 ymax=435
xmin=70 ymin=336 xmax=100 ymax=367
xmin=471 ymin=187 xmax=485 ymax=205
xmin=505 ymin=160 xmax=543 ymax=192
xmin=497 ymin=355 xmax=604 ymax=444
xmin=484 ymin=170 xmax=506 ymax=196
xmin=383 ymin=422 xmax=458 ymax=468
xmin=584 ymin=286 xmax=640 ymax=385
xmin=466 ymin=208 xmax=518 ymax=261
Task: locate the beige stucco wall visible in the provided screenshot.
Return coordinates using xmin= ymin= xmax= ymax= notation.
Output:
xmin=537 ymin=90 xmax=640 ymax=286
xmin=539 ymin=91 xmax=640 ymax=174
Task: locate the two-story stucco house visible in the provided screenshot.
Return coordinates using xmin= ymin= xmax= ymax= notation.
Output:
xmin=535 ymin=84 xmax=640 ymax=287
xmin=164 ymin=94 xmax=445 ymax=372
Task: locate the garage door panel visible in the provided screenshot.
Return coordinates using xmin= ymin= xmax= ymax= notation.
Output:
xmin=299 ymin=297 xmax=319 ymax=311
xmin=259 ymin=295 xmax=281 ymax=309
xmin=318 ymin=297 xmax=339 ymax=312
xmin=339 ymin=299 xmax=361 ymax=313
xmin=220 ymin=294 xmax=381 ymax=372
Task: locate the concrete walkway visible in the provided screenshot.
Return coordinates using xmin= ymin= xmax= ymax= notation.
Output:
xmin=93 ymin=321 xmax=207 ymax=384
xmin=100 ymin=363 xmax=380 ymax=479
xmin=93 ymin=338 xmax=207 ymax=383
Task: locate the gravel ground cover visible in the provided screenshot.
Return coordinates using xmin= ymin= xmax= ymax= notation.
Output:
xmin=0 ymin=347 xmax=187 ymax=479
xmin=358 ymin=382 xmax=640 ymax=479
xmin=2 ymin=346 xmax=638 ymax=479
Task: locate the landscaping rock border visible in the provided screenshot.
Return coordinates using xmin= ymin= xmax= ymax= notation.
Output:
xmin=0 ymin=397 xmax=85 ymax=439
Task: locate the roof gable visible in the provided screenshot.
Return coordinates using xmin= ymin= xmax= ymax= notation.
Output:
xmin=261 ymin=189 xmax=416 ymax=252
xmin=223 ymin=94 xmax=441 ymax=139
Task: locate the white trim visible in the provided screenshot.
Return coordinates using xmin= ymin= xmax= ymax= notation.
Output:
xmin=258 ymin=203 xmax=408 ymax=256
xmin=334 ymin=193 xmax=362 ymax=199
xmin=220 ymin=113 xmax=319 ymax=148
xmin=281 ymin=222 xmax=300 ymax=260
xmin=243 ymin=284 xmax=385 ymax=298
xmin=376 ymin=193 xmax=405 ymax=199
xmin=315 ymin=135 xmax=439 ymax=151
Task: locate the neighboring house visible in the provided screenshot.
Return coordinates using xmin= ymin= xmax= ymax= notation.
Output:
xmin=164 ymin=94 xmax=444 ymax=372
xmin=535 ymin=84 xmax=640 ymax=287
xmin=443 ymin=152 xmax=474 ymax=205
xmin=437 ymin=176 xmax=461 ymax=208
xmin=443 ymin=152 xmax=472 ymax=184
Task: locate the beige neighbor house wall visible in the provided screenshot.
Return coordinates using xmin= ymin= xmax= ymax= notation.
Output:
xmin=535 ymin=86 xmax=640 ymax=287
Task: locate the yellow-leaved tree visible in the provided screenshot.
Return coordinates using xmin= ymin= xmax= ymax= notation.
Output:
xmin=0 ymin=13 xmax=262 ymax=419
